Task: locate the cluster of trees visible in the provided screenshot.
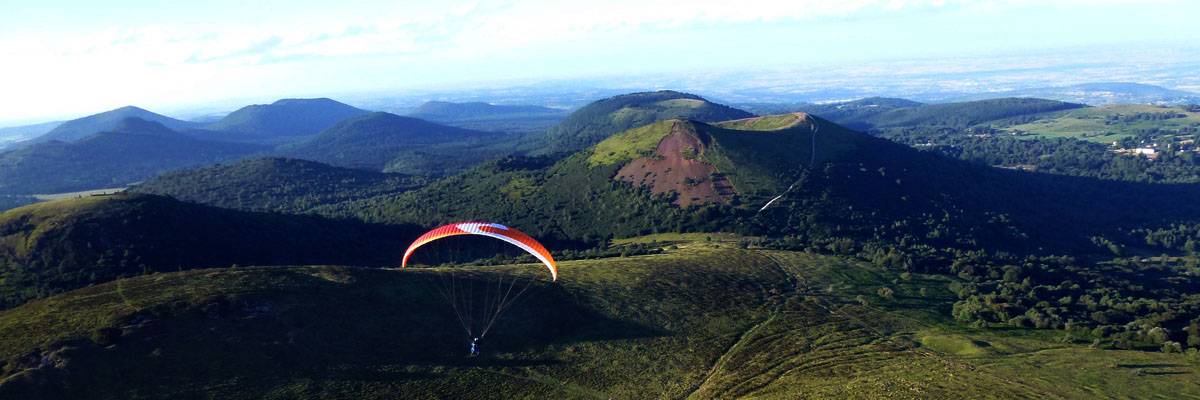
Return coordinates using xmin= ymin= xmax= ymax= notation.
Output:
xmin=752 ymin=232 xmax=1200 ymax=352
xmin=930 ymin=137 xmax=1200 ymax=183
xmin=131 ymin=157 xmax=428 ymax=214
xmin=1128 ymin=223 xmax=1200 ymax=254
xmin=807 ymin=97 xmax=1200 ymax=187
xmin=1107 ymin=112 xmax=1188 ymax=123
xmin=946 ymin=252 xmax=1200 ymax=352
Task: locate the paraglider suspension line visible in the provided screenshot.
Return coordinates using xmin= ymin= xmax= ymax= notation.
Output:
xmin=481 ymin=273 xmax=537 ymax=337
xmin=426 ymin=266 xmax=473 ymax=337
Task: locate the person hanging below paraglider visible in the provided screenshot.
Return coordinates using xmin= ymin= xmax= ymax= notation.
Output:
xmin=469 ymin=337 xmax=482 ymax=356
xmin=402 ymin=222 xmax=559 ymax=358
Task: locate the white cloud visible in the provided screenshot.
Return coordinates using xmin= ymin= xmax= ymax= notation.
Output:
xmin=0 ymin=0 xmax=998 ymax=71
xmin=0 ymin=0 xmax=1193 ymax=121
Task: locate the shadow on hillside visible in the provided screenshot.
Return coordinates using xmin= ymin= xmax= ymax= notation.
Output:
xmin=817 ymin=131 xmax=1200 ymax=254
xmin=247 ymin=268 xmax=669 ymax=362
xmin=1117 ymin=363 xmax=1186 ymax=369
xmin=0 ymin=265 xmax=670 ymax=398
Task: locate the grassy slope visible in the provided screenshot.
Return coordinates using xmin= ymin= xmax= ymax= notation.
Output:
xmin=0 ymin=246 xmax=786 ymax=399
xmin=2 ymin=239 xmax=1197 ymax=398
xmin=989 ymin=104 xmax=1200 ymax=143
xmin=0 ymin=194 xmax=422 ymax=309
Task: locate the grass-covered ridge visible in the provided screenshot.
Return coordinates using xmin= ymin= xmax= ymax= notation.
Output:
xmin=0 ymin=246 xmax=787 ymax=398
xmin=3 ymin=242 xmax=1198 ymax=398
xmin=714 ymin=112 xmax=810 ymax=131
xmin=587 ymin=119 xmax=685 ymax=166
xmin=0 ymin=193 xmax=421 ymax=309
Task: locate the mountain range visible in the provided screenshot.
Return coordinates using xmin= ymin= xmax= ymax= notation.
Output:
xmin=20 ymin=106 xmax=199 ymax=146
xmin=0 ymin=118 xmax=264 ymax=194
xmin=197 ymin=98 xmax=371 ymax=145
xmin=5 ymin=90 xmax=1200 ymax=397
xmin=280 ymin=111 xmax=507 ymax=173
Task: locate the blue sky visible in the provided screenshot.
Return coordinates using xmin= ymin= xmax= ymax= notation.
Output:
xmin=1 ymin=0 xmax=1197 ymax=122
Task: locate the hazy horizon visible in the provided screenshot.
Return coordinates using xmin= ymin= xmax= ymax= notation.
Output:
xmin=3 ymin=0 xmax=1199 ymax=125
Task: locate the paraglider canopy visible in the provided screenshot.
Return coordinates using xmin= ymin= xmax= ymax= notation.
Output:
xmin=402 ymin=222 xmax=558 ymax=280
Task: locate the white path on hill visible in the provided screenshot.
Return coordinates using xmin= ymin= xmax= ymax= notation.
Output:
xmin=757 ymin=114 xmax=819 ymax=213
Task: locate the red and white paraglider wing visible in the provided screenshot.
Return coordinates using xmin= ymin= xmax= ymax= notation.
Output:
xmin=402 ymin=222 xmax=558 ymax=281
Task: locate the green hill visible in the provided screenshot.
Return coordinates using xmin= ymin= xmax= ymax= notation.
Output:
xmin=0 ymin=193 xmax=420 ymax=309
xmin=129 ymin=157 xmax=427 ymax=214
xmin=282 ymin=112 xmax=510 ymax=174
xmin=0 ymin=118 xmax=265 ymax=195
xmin=407 ymin=101 xmax=569 ymax=133
xmin=533 ymin=90 xmax=755 ymax=154
xmin=24 ymin=106 xmax=198 ymax=145
xmin=199 ymin=98 xmax=370 ymax=145
xmin=321 ymin=113 xmax=1200 ymax=256
xmin=794 ymin=97 xmax=1084 ymax=138
xmin=2 ymin=242 xmax=1198 ymax=398
xmin=849 ymin=98 xmax=1084 ymax=131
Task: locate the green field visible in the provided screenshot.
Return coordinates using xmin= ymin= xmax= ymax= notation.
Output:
xmin=3 ymin=239 xmax=1198 ymax=398
xmin=986 ymin=104 xmax=1200 ymax=143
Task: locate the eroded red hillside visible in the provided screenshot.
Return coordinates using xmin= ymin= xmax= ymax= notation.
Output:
xmin=614 ymin=122 xmax=736 ymax=206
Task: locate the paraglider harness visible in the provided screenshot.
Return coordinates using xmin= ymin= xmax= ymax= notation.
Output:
xmin=469 ymin=337 xmax=481 ymax=356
